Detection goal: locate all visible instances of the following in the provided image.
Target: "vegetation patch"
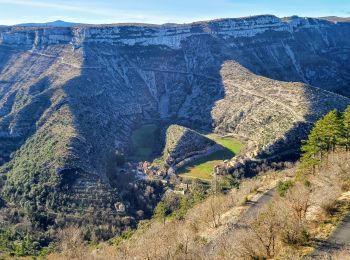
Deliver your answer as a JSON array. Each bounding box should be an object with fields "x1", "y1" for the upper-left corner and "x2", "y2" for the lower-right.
[
  {"x1": 0, "y1": 225, "x2": 53, "y2": 258},
  {"x1": 178, "y1": 135, "x2": 243, "y2": 180},
  {"x1": 314, "y1": 199, "x2": 350, "y2": 240},
  {"x1": 130, "y1": 124, "x2": 158, "y2": 161},
  {"x1": 277, "y1": 180, "x2": 294, "y2": 197},
  {"x1": 108, "y1": 229, "x2": 135, "y2": 247}
]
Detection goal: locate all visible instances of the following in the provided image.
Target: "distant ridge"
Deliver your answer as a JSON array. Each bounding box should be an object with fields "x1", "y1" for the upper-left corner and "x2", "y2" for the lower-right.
[
  {"x1": 319, "y1": 16, "x2": 350, "y2": 22},
  {"x1": 15, "y1": 20, "x2": 82, "y2": 27},
  {"x1": 8, "y1": 15, "x2": 350, "y2": 28}
]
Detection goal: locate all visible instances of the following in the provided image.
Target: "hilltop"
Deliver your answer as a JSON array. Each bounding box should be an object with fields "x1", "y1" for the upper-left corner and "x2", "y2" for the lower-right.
[{"x1": 15, "y1": 20, "x2": 82, "y2": 27}]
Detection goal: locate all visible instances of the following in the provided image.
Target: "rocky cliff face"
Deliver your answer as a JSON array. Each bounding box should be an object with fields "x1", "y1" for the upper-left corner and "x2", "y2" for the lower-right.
[
  {"x1": 0, "y1": 15, "x2": 349, "y2": 219},
  {"x1": 1, "y1": 15, "x2": 349, "y2": 94}
]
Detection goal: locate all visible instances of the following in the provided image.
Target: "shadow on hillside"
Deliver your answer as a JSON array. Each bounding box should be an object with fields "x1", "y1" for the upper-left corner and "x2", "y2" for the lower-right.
[
  {"x1": 257, "y1": 121, "x2": 310, "y2": 159},
  {"x1": 176, "y1": 144, "x2": 236, "y2": 176},
  {"x1": 223, "y1": 28, "x2": 350, "y2": 97},
  {"x1": 60, "y1": 34, "x2": 229, "y2": 187},
  {"x1": 231, "y1": 85, "x2": 349, "y2": 179},
  {"x1": 257, "y1": 85, "x2": 350, "y2": 161},
  {"x1": 57, "y1": 29, "x2": 350, "y2": 206},
  {"x1": 0, "y1": 27, "x2": 347, "y2": 230}
]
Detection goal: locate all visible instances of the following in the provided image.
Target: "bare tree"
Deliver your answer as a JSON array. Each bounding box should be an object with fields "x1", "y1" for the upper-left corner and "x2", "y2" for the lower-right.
[
  {"x1": 285, "y1": 183, "x2": 311, "y2": 224},
  {"x1": 237, "y1": 204, "x2": 282, "y2": 259},
  {"x1": 49, "y1": 226, "x2": 86, "y2": 260},
  {"x1": 208, "y1": 195, "x2": 224, "y2": 228}
]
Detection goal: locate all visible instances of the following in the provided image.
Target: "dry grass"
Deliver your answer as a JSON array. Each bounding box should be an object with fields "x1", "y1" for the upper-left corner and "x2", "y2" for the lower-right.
[
  {"x1": 49, "y1": 169, "x2": 291, "y2": 259},
  {"x1": 48, "y1": 152, "x2": 350, "y2": 259}
]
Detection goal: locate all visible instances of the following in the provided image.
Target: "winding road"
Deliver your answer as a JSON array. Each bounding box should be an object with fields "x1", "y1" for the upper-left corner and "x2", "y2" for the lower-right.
[
  {"x1": 242, "y1": 188, "x2": 276, "y2": 221},
  {"x1": 204, "y1": 187, "x2": 277, "y2": 255},
  {"x1": 238, "y1": 188, "x2": 350, "y2": 258},
  {"x1": 309, "y1": 211, "x2": 350, "y2": 258}
]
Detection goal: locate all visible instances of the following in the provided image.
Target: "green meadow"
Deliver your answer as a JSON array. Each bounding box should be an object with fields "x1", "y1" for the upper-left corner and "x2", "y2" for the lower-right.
[{"x1": 178, "y1": 135, "x2": 243, "y2": 180}]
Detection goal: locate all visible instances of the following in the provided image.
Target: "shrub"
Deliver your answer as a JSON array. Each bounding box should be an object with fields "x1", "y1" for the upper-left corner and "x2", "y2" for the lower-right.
[
  {"x1": 109, "y1": 229, "x2": 135, "y2": 246},
  {"x1": 321, "y1": 201, "x2": 337, "y2": 217},
  {"x1": 277, "y1": 180, "x2": 293, "y2": 197},
  {"x1": 341, "y1": 179, "x2": 350, "y2": 191},
  {"x1": 304, "y1": 180, "x2": 311, "y2": 187}
]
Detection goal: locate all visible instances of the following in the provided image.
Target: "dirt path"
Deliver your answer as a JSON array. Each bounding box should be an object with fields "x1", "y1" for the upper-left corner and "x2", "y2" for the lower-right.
[
  {"x1": 203, "y1": 188, "x2": 277, "y2": 253},
  {"x1": 226, "y1": 79, "x2": 308, "y2": 123},
  {"x1": 241, "y1": 188, "x2": 276, "y2": 221}
]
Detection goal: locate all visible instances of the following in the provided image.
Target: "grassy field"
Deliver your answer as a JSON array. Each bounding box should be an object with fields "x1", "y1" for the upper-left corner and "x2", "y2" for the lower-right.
[
  {"x1": 178, "y1": 135, "x2": 243, "y2": 180},
  {"x1": 130, "y1": 126, "x2": 243, "y2": 180},
  {"x1": 130, "y1": 124, "x2": 158, "y2": 161}
]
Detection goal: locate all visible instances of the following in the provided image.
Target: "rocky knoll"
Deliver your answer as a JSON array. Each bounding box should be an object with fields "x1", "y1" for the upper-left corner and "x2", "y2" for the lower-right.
[
  {"x1": 163, "y1": 124, "x2": 215, "y2": 167},
  {"x1": 0, "y1": 15, "x2": 349, "y2": 222}
]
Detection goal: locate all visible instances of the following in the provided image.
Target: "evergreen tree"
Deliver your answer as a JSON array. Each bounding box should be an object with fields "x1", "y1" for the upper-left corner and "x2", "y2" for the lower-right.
[
  {"x1": 319, "y1": 109, "x2": 343, "y2": 151},
  {"x1": 343, "y1": 105, "x2": 350, "y2": 151},
  {"x1": 154, "y1": 201, "x2": 167, "y2": 225},
  {"x1": 300, "y1": 109, "x2": 343, "y2": 172},
  {"x1": 300, "y1": 121, "x2": 323, "y2": 172}
]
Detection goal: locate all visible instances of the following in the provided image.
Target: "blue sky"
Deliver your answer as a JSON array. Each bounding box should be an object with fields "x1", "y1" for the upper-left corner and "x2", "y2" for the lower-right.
[{"x1": 0, "y1": 0, "x2": 349, "y2": 25}]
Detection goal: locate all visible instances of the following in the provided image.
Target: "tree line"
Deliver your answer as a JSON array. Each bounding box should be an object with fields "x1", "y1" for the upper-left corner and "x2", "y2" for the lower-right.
[{"x1": 300, "y1": 105, "x2": 350, "y2": 172}]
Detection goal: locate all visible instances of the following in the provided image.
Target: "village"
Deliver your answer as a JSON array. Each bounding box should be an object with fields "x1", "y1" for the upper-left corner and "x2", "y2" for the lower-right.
[{"x1": 126, "y1": 157, "x2": 239, "y2": 196}]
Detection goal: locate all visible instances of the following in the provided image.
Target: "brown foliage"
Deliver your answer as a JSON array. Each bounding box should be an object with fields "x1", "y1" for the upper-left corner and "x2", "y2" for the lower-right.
[{"x1": 48, "y1": 226, "x2": 86, "y2": 260}]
